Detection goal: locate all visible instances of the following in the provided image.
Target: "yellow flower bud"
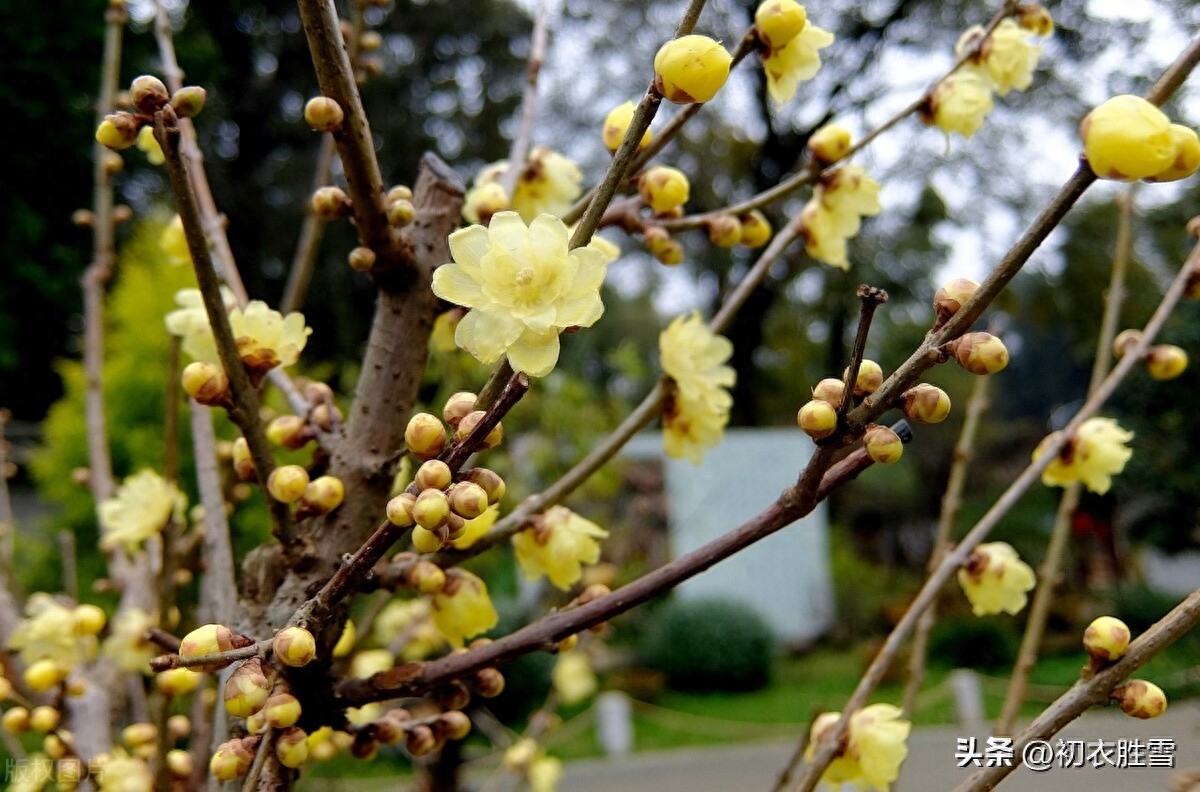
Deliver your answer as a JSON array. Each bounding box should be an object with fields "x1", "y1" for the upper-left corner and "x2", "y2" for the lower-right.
[
  {"x1": 952, "y1": 332, "x2": 1009, "y2": 375},
  {"x1": 130, "y1": 75, "x2": 170, "y2": 114},
  {"x1": 902, "y1": 383, "x2": 952, "y2": 424},
  {"x1": 412, "y1": 525, "x2": 443, "y2": 553},
  {"x1": 405, "y1": 412, "x2": 447, "y2": 460},
  {"x1": 155, "y1": 667, "x2": 202, "y2": 696},
  {"x1": 0, "y1": 677, "x2": 12, "y2": 700},
  {"x1": 72, "y1": 604, "x2": 107, "y2": 636},
  {"x1": 166, "y1": 749, "x2": 194, "y2": 778},
  {"x1": 167, "y1": 714, "x2": 192, "y2": 741},
  {"x1": 1083, "y1": 616, "x2": 1131, "y2": 662},
  {"x1": 224, "y1": 657, "x2": 270, "y2": 718},
  {"x1": 413, "y1": 488, "x2": 451, "y2": 530},
  {"x1": 864, "y1": 425, "x2": 904, "y2": 464},
  {"x1": 755, "y1": 0, "x2": 808, "y2": 49},
  {"x1": 274, "y1": 626, "x2": 317, "y2": 667},
  {"x1": 797, "y1": 399, "x2": 838, "y2": 440},
  {"x1": 648, "y1": 232, "x2": 685, "y2": 265},
  {"x1": 409, "y1": 560, "x2": 447, "y2": 593},
  {"x1": 96, "y1": 113, "x2": 140, "y2": 150},
  {"x1": 266, "y1": 415, "x2": 308, "y2": 449},
  {"x1": 707, "y1": 215, "x2": 743, "y2": 248},
  {"x1": 448, "y1": 482, "x2": 489, "y2": 520},
  {"x1": 846, "y1": 359, "x2": 883, "y2": 397},
  {"x1": 386, "y1": 185, "x2": 413, "y2": 204},
  {"x1": 1146, "y1": 344, "x2": 1188, "y2": 381},
  {"x1": 304, "y1": 96, "x2": 344, "y2": 132},
  {"x1": 263, "y1": 693, "x2": 302, "y2": 728},
  {"x1": 276, "y1": 726, "x2": 310, "y2": 768},
  {"x1": 182, "y1": 361, "x2": 230, "y2": 407},
  {"x1": 1016, "y1": 3, "x2": 1054, "y2": 36},
  {"x1": 299, "y1": 475, "x2": 345, "y2": 516},
  {"x1": 456, "y1": 410, "x2": 503, "y2": 448},
  {"x1": 311, "y1": 186, "x2": 351, "y2": 220},
  {"x1": 1114, "y1": 679, "x2": 1168, "y2": 719},
  {"x1": 638, "y1": 166, "x2": 691, "y2": 214},
  {"x1": 2, "y1": 706, "x2": 30, "y2": 733},
  {"x1": 473, "y1": 666, "x2": 506, "y2": 698},
  {"x1": 602, "y1": 101, "x2": 651, "y2": 153},
  {"x1": 267, "y1": 465, "x2": 310, "y2": 504},
  {"x1": 406, "y1": 724, "x2": 437, "y2": 757},
  {"x1": 1112, "y1": 329, "x2": 1143, "y2": 359},
  {"x1": 386, "y1": 492, "x2": 417, "y2": 527},
  {"x1": 28, "y1": 705, "x2": 60, "y2": 733},
  {"x1": 462, "y1": 181, "x2": 510, "y2": 225},
  {"x1": 231, "y1": 437, "x2": 255, "y2": 481},
  {"x1": 653, "y1": 35, "x2": 732, "y2": 104},
  {"x1": 808, "y1": 123, "x2": 852, "y2": 166},
  {"x1": 738, "y1": 210, "x2": 772, "y2": 248},
  {"x1": 169, "y1": 85, "x2": 207, "y2": 118},
  {"x1": 442, "y1": 392, "x2": 478, "y2": 428},
  {"x1": 1146, "y1": 124, "x2": 1200, "y2": 183},
  {"x1": 348, "y1": 246, "x2": 376, "y2": 272},
  {"x1": 387, "y1": 199, "x2": 416, "y2": 228},
  {"x1": 811, "y1": 377, "x2": 846, "y2": 408},
  {"x1": 24, "y1": 659, "x2": 68, "y2": 693},
  {"x1": 934, "y1": 277, "x2": 979, "y2": 319},
  {"x1": 44, "y1": 731, "x2": 71, "y2": 759},
  {"x1": 464, "y1": 467, "x2": 506, "y2": 504},
  {"x1": 210, "y1": 738, "x2": 255, "y2": 780},
  {"x1": 1081, "y1": 95, "x2": 1175, "y2": 181},
  {"x1": 179, "y1": 623, "x2": 244, "y2": 661},
  {"x1": 415, "y1": 459, "x2": 452, "y2": 491},
  {"x1": 436, "y1": 710, "x2": 472, "y2": 742},
  {"x1": 122, "y1": 722, "x2": 158, "y2": 749}
]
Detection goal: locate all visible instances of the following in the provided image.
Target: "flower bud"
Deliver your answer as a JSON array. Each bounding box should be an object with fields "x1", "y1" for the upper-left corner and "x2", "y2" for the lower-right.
[
  {"x1": 811, "y1": 377, "x2": 846, "y2": 408},
  {"x1": 263, "y1": 692, "x2": 302, "y2": 728},
  {"x1": 653, "y1": 35, "x2": 732, "y2": 104},
  {"x1": 464, "y1": 182, "x2": 510, "y2": 225},
  {"x1": 405, "y1": 412, "x2": 447, "y2": 460},
  {"x1": 649, "y1": 234, "x2": 684, "y2": 266},
  {"x1": 638, "y1": 166, "x2": 690, "y2": 214},
  {"x1": 274, "y1": 626, "x2": 317, "y2": 667},
  {"x1": 807, "y1": 123, "x2": 852, "y2": 166},
  {"x1": 797, "y1": 399, "x2": 838, "y2": 440},
  {"x1": 448, "y1": 482, "x2": 489, "y2": 520},
  {"x1": 1146, "y1": 344, "x2": 1188, "y2": 381},
  {"x1": 298, "y1": 475, "x2": 345, "y2": 517},
  {"x1": 413, "y1": 488, "x2": 451, "y2": 530},
  {"x1": 348, "y1": 246, "x2": 376, "y2": 272},
  {"x1": 276, "y1": 726, "x2": 310, "y2": 768},
  {"x1": 411, "y1": 525, "x2": 443, "y2": 553},
  {"x1": 122, "y1": 722, "x2": 158, "y2": 749},
  {"x1": 131, "y1": 75, "x2": 170, "y2": 114},
  {"x1": 442, "y1": 392, "x2": 477, "y2": 428},
  {"x1": 245, "y1": 709, "x2": 267, "y2": 735},
  {"x1": 268, "y1": 465, "x2": 310, "y2": 504},
  {"x1": 1112, "y1": 329, "x2": 1142, "y2": 359},
  {"x1": 472, "y1": 667, "x2": 506, "y2": 698},
  {"x1": 387, "y1": 188, "x2": 414, "y2": 208},
  {"x1": 0, "y1": 677, "x2": 12, "y2": 700},
  {"x1": 1113, "y1": 679, "x2": 1167, "y2": 719},
  {"x1": 456, "y1": 411, "x2": 503, "y2": 448},
  {"x1": 846, "y1": 359, "x2": 883, "y2": 397},
  {"x1": 603, "y1": 101, "x2": 651, "y2": 153},
  {"x1": 112, "y1": 204, "x2": 134, "y2": 224},
  {"x1": 707, "y1": 215, "x2": 742, "y2": 248},
  {"x1": 210, "y1": 738, "x2": 255, "y2": 780},
  {"x1": 1081, "y1": 95, "x2": 1175, "y2": 181},
  {"x1": 952, "y1": 332, "x2": 1009, "y2": 375},
  {"x1": 72, "y1": 209, "x2": 96, "y2": 227},
  {"x1": 168, "y1": 85, "x2": 206, "y2": 117},
  {"x1": 182, "y1": 361, "x2": 230, "y2": 407},
  {"x1": 1146, "y1": 124, "x2": 1200, "y2": 183},
  {"x1": 311, "y1": 186, "x2": 351, "y2": 220},
  {"x1": 1015, "y1": 3, "x2": 1054, "y2": 35},
  {"x1": 96, "y1": 113, "x2": 140, "y2": 150},
  {"x1": 265, "y1": 415, "x2": 306, "y2": 449},
  {"x1": 406, "y1": 724, "x2": 437, "y2": 757},
  {"x1": 464, "y1": 468, "x2": 506, "y2": 504},
  {"x1": 415, "y1": 459, "x2": 452, "y2": 491},
  {"x1": 165, "y1": 714, "x2": 191, "y2": 741},
  {"x1": 29, "y1": 706, "x2": 60, "y2": 733},
  {"x1": 179, "y1": 623, "x2": 248, "y2": 661},
  {"x1": 864, "y1": 425, "x2": 904, "y2": 464},
  {"x1": 755, "y1": 0, "x2": 808, "y2": 49},
  {"x1": 388, "y1": 199, "x2": 416, "y2": 228},
  {"x1": 738, "y1": 210, "x2": 772, "y2": 248},
  {"x1": 44, "y1": 731, "x2": 71, "y2": 760},
  {"x1": 24, "y1": 659, "x2": 68, "y2": 692},
  {"x1": 72, "y1": 604, "x2": 107, "y2": 636},
  {"x1": 934, "y1": 278, "x2": 979, "y2": 319},
  {"x1": 1083, "y1": 616, "x2": 1131, "y2": 662},
  {"x1": 166, "y1": 749, "x2": 193, "y2": 778},
  {"x1": 2, "y1": 707, "x2": 29, "y2": 733},
  {"x1": 407, "y1": 560, "x2": 447, "y2": 593},
  {"x1": 224, "y1": 658, "x2": 270, "y2": 718},
  {"x1": 436, "y1": 710, "x2": 472, "y2": 742},
  {"x1": 902, "y1": 383, "x2": 952, "y2": 424},
  {"x1": 232, "y1": 437, "x2": 255, "y2": 481},
  {"x1": 156, "y1": 667, "x2": 202, "y2": 696},
  {"x1": 386, "y1": 492, "x2": 417, "y2": 527},
  {"x1": 304, "y1": 96, "x2": 344, "y2": 132}
]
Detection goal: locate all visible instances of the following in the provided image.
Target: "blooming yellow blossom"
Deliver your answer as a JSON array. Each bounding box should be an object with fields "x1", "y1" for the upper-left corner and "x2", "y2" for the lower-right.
[
  {"x1": 8, "y1": 594, "x2": 87, "y2": 670},
  {"x1": 975, "y1": 20, "x2": 1041, "y2": 96},
  {"x1": 96, "y1": 754, "x2": 154, "y2": 792},
  {"x1": 371, "y1": 598, "x2": 446, "y2": 659},
  {"x1": 660, "y1": 312, "x2": 735, "y2": 464},
  {"x1": 432, "y1": 212, "x2": 608, "y2": 377},
  {"x1": 807, "y1": 704, "x2": 910, "y2": 792},
  {"x1": 164, "y1": 287, "x2": 237, "y2": 349},
  {"x1": 818, "y1": 165, "x2": 883, "y2": 238},
  {"x1": 512, "y1": 506, "x2": 608, "y2": 590},
  {"x1": 136, "y1": 125, "x2": 165, "y2": 165},
  {"x1": 349, "y1": 649, "x2": 394, "y2": 680},
  {"x1": 552, "y1": 650, "x2": 598, "y2": 705},
  {"x1": 957, "y1": 542, "x2": 1036, "y2": 617},
  {"x1": 762, "y1": 21, "x2": 835, "y2": 105},
  {"x1": 102, "y1": 608, "x2": 158, "y2": 674},
  {"x1": 463, "y1": 148, "x2": 583, "y2": 223},
  {"x1": 926, "y1": 72, "x2": 995, "y2": 139},
  {"x1": 429, "y1": 570, "x2": 498, "y2": 648},
  {"x1": 799, "y1": 200, "x2": 850, "y2": 269},
  {"x1": 175, "y1": 299, "x2": 312, "y2": 375},
  {"x1": 98, "y1": 469, "x2": 181, "y2": 554},
  {"x1": 1033, "y1": 416, "x2": 1133, "y2": 495},
  {"x1": 450, "y1": 504, "x2": 499, "y2": 550}
]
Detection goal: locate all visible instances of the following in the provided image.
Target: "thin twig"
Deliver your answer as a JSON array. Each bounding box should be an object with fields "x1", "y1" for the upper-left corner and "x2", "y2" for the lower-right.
[
  {"x1": 190, "y1": 400, "x2": 238, "y2": 626},
  {"x1": 771, "y1": 708, "x2": 822, "y2": 792},
  {"x1": 152, "y1": 639, "x2": 270, "y2": 672},
  {"x1": 499, "y1": 0, "x2": 550, "y2": 201},
  {"x1": 995, "y1": 186, "x2": 1136, "y2": 734},
  {"x1": 280, "y1": 135, "x2": 337, "y2": 315},
  {"x1": 837, "y1": 286, "x2": 889, "y2": 423}
]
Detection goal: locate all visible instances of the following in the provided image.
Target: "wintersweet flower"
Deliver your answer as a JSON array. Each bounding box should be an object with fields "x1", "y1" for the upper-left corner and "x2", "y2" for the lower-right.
[
  {"x1": 660, "y1": 312, "x2": 735, "y2": 464},
  {"x1": 450, "y1": 504, "x2": 500, "y2": 550},
  {"x1": 762, "y1": 22, "x2": 835, "y2": 106},
  {"x1": 807, "y1": 704, "x2": 911, "y2": 792},
  {"x1": 371, "y1": 599, "x2": 445, "y2": 660},
  {"x1": 429, "y1": 570, "x2": 499, "y2": 648},
  {"x1": 9, "y1": 594, "x2": 86, "y2": 669},
  {"x1": 512, "y1": 506, "x2": 609, "y2": 590},
  {"x1": 957, "y1": 542, "x2": 1036, "y2": 617},
  {"x1": 962, "y1": 19, "x2": 1042, "y2": 96},
  {"x1": 799, "y1": 201, "x2": 850, "y2": 269},
  {"x1": 505, "y1": 740, "x2": 563, "y2": 792},
  {"x1": 602, "y1": 101, "x2": 651, "y2": 153},
  {"x1": 432, "y1": 212, "x2": 608, "y2": 377},
  {"x1": 98, "y1": 469, "x2": 182, "y2": 554},
  {"x1": 1081, "y1": 95, "x2": 1175, "y2": 181},
  {"x1": 925, "y1": 71, "x2": 995, "y2": 139},
  {"x1": 463, "y1": 148, "x2": 583, "y2": 223},
  {"x1": 818, "y1": 165, "x2": 883, "y2": 237},
  {"x1": 552, "y1": 650, "x2": 598, "y2": 705},
  {"x1": 1034, "y1": 416, "x2": 1133, "y2": 495},
  {"x1": 176, "y1": 299, "x2": 312, "y2": 376},
  {"x1": 165, "y1": 287, "x2": 238, "y2": 345},
  {"x1": 102, "y1": 608, "x2": 158, "y2": 673},
  {"x1": 653, "y1": 35, "x2": 732, "y2": 104}
]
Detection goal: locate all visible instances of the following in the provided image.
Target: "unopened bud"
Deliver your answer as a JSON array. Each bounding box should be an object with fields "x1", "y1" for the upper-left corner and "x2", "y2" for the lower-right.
[
  {"x1": 638, "y1": 166, "x2": 690, "y2": 214},
  {"x1": 96, "y1": 113, "x2": 139, "y2": 150},
  {"x1": 24, "y1": 659, "x2": 68, "y2": 693},
  {"x1": 464, "y1": 468, "x2": 506, "y2": 504},
  {"x1": 72, "y1": 604, "x2": 107, "y2": 636},
  {"x1": 413, "y1": 488, "x2": 451, "y2": 530},
  {"x1": 268, "y1": 465, "x2": 310, "y2": 504},
  {"x1": 387, "y1": 199, "x2": 416, "y2": 228},
  {"x1": 298, "y1": 475, "x2": 345, "y2": 517},
  {"x1": 28, "y1": 706, "x2": 60, "y2": 733},
  {"x1": 472, "y1": 667, "x2": 506, "y2": 698},
  {"x1": 650, "y1": 234, "x2": 684, "y2": 266},
  {"x1": 1083, "y1": 616, "x2": 1131, "y2": 662},
  {"x1": 739, "y1": 210, "x2": 772, "y2": 248},
  {"x1": 952, "y1": 332, "x2": 1009, "y2": 375},
  {"x1": 167, "y1": 714, "x2": 192, "y2": 741},
  {"x1": 274, "y1": 627, "x2": 317, "y2": 667},
  {"x1": 348, "y1": 246, "x2": 376, "y2": 272},
  {"x1": 155, "y1": 667, "x2": 202, "y2": 696},
  {"x1": 407, "y1": 560, "x2": 447, "y2": 593},
  {"x1": 44, "y1": 732, "x2": 71, "y2": 760},
  {"x1": 304, "y1": 96, "x2": 344, "y2": 132},
  {"x1": 811, "y1": 377, "x2": 846, "y2": 408},
  {"x1": 112, "y1": 204, "x2": 133, "y2": 224},
  {"x1": 404, "y1": 724, "x2": 435, "y2": 757},
  {"x1": 846, "y1": 359, "x2": 883, "y2": 397},
  {"x1": 707, "y1": 214, "x2": 742, "y2": 248},
  {"x1": 864, "y1": 425, "x2": 904, "y2": 464},
  {"x1": 1113, "y1": 679, "x2": 1167, "y2": 719},
  {"x1": 276, "y1": 726, "x2": 310, "y2": 768},
  {"x1": 266, "y1": 415, "x2": 308, "y2": 449},
  {"x1": 405, "y1": 412, "x2": 447, "y2": 460},
  {"x1": 464, "y1": 182, "x2": 509, "y2": 225},
  {"x1": 934, "y1": 278, "x2": 979, "y2": 319},
  {"x1": 122, "y1": 722, "x2": 158, "y2": 749},
  {"x1": 797, "y1": 399, "x2": 838, "y2": 440},
  {"x1": 232, "y1": 437, "x2": 255, "y2": 481},
  {"x1": 443, "y1": 391, "x2": 477, "y2": 428},
  {"x1": 448, "y1": 482, "x2": 489, "y2": 519},
  {"x1": 415, "y1": 459, "x2": 452, "y2": 491},
  {"x1": 170, "y1": 86, "x2": 207, "y2": 118},
  {"x1": 130, "y1": 75, "x2": 170, "y2": 114},
  {"x1": 386, "y1": 492, "x2": 417, "y2": 527},
  {"x1": 2, "y1": 707, "x2": 29, "y2": 733},
  {"x1": 808, "y1": 123, "x2": 852, "y2": 166},
  {"x1": 902, "y1": 383, "x2": 951, "y2": 424},
  {"x1": 210, "y1": 738, "x2": 256, "y2": 780},
  {"x1": 456, "y1": 410, "x2": 503, "y2": 448},
  {"x1": 1015, "y1": 3, "x2": 1055, "y2": 36},
  {"x1": 224, "y1": 657, "x2": 270, "y2": 718},
  {"x1": 436, "y1": 710, "x2": 473, "y2": 741},
  {"x1": 653, "y1": 35, "x2": 732, "y2": 104},
  {"x1": 1146, "y1": 344, "x2": 1188, "y2": 381},
  {"x1": 179, "y1": 624, "x2": 250, "y2": 665},
  {"x1": 1112, "y1": 329, "x2": 1142, "y2": 359},
  {"x1": 182, "y1": 361, "x2": 230, "y2": 407},
  {"x1": 386, "y1": 185, "x2": 413, "y2": 204},
  {"x1": 755, "y1": 0, "x2": 808, "y2": 49},
  {"x1": 311, "y1": 186, "x2": 351, "y2": 220},
  {"x1": 263, "y1": 692, "x2": 302, "y2": 728},
  {"x1": 166, "y1": 749, "x2": 194, "y2": 778},
  {"x1": 435, "y1": 680, "x2": 471, "y2": 711},
  {"x1": 72, "y1": 209, "x2": 96, "y2": 227},
  {"x1": 602, "y1": 100, "x2": 651, "y2": 153},
  {"x1": 411, "y1": 525, "x2": 442, "y2": 553}
]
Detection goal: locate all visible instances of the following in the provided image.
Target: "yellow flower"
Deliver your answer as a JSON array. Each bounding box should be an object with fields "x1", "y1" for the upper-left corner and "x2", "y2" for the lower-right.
[
  {"x1": 98, "y1": 469, "x2": 182, "y2": 554},
  {"x1": 1034, "y1": 416, "x2": 1133, "y2": 495},
  {"x1": 429, "y1": 570, "x2": 499, "y2": 648},
  {"x1": 552, "y1": 650, "x2": 598, "y2": 705},
  {"x1": 504, "y1": 740, "x2": 563, "y2": 792},
  {"x1": 956, "y1": 542, "x2": 1036, "y2": 617},
  {"x1": 755, "y1": 0, "x2": 808, "y2": 50},
  {"x1": 1081, "y1": 95, "x2": 1176, "y2": 181},
  {"x1": 136, "y1": 125, "x2": 165, "y2": 165},
  {"x1": 762, "y1": 21, "x2": 834, "y2": 105},
  {"x1": 450, "y1": 504, "x2": 500, "y2": 550},
  {"x1": 653, "y1": 35, "x2": 732, "y2": 104},
  {"x1": 371, "y1": 599, "x2": 446, "y2": 659},
  {"x1": 660, "y1": 312, "x2": 735, "y2": 464},
  {"x1": 96, "y1": 755, "x2": 154, "y2": 792},
  {"x1": 349, "y1": 649, "x2": 393, "y2": 680},
  {"x1": 176, "y1": 299, "x2": 312, "y2": 375},
  {"x1": 164, "y1": 287, "x2": 236, "y2": 350},
  {"x1": 799, "y1": 200, "x2": 850, "y2": 269},
  {"x1": 808, "y1": 704, "x2": 910, "y2": 792},
  {"x1": 8, "y1": 594, "x2": 86, "y2": 670},
  {"x1": 160, "y1": 214, "x2": 191, "y2": 264},
  {"x1": 512, "y1": 506, "x2": 608, "y2": 590},
  {"x1": 818, "y1": 165, "x2": 883, "y2": 238},
  {"x1": 463, "y1": 148, "x2": 583, "y2": 223},
  {"x1": 663, "y1": 396, "x2": 731, "y2": 465},
  {"x1": 432, "y1": 212, "x2": 608, "y2": 377},
  {"x1": 974, "y1": 19, "x2": 1041, "y2": 96},
  {"x1": 101, "y1": 608, "x2": 158, "y2": 674},
  {"x1": 925, "y1": 72, "x2": 994, "y2": 139}
]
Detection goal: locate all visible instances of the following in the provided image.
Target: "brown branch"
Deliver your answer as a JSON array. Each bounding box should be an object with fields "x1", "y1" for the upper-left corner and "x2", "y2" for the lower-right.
[
  {"x1": 151, "y1": 639, "x2": 270, "y2": 672},
  {"x1": 955, "y1": 587, "x2": 1200, "y2": 792},
  {"x1": 499, "y1": 0, "x2": 550, "y2": 201},
  {"x1": 189, "y1": 400, "x2": 239, "y2": 626},
  {"x1": 443, "y1": 372, "x2": 530, "y2": 470},
  {"x1": 837, "y1": 286, "x2": 888, "y2": 423},
  {"x1": 280, "y1": 135, "x2": 337, "y2": 315}
]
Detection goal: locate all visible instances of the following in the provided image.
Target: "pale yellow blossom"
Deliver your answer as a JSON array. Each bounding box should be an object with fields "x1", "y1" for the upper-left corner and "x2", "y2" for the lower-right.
[
  {"x1": 800, "y1": 200, "x2": 850, "y2": 269},
  {"x1": 552, "y1": 650, "x2": 598, "y2": 705},
  {"x1": 176, "y1": 299, "x2": 312, "y2": 375},
  {"x1": 970, "y1": 20, "x2": 1041, "y2": 96},
  {"x1": 762, "y1": 22, "x2": 835, "y2": 105},
  {"x1": 102, "y1": 608, "x2": 158, "y2": 674},
  {"x1": 97, "y1": 469, "x2": 182, "y2": 554},
  {"x1": 807, "y1": 704, "x2": 910, "y2": 791},
  {"x1": 927, "y1": 71, "x2": 995, "y2": 139},
  {"x1": 660, "y1": 312, "x2": 735, "y2": 463},
  {"x1": 429, "y1": 570, "x2": 498, "y2": 648},
  {"x1": 136, "y1": 125, "x2": 165, "y2": 166},
  {"x1": 957, "y1": 542, "x2": 1036, "y2": 617},
  {"x1": 9, "y1": 594, "x2": 87, "y2": 669},
  {"x1": 96, "y1": 754, "x2": 154, "y2": 792},
  {"x1": 512, "y1": 507, "x2": 608, "y2": 590},
  {"x1": 371, "y1": 599, "x2": 446, "y2": 660},
  {"x1": 450, "y1": 504, "x2": 500, "y2": 550},
  {"x1": 1034, "y1": 417, "x2": 1133, "y2": 495},
  {"x1": 463, "y1": 148, "x2": 583, "y2": 223},
  {"x1": 160, "y1": 214, "x2": 190, "y2": 264}
]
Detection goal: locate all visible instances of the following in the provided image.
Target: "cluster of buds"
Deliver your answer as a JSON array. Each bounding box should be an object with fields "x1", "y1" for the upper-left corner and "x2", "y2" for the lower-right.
[
  {"x1": 95, "y1": 75, "x2": 207, "y2": 151},
  {"x1": 1081, "y1": 95, "x2": 1200, "y2": 183},
  {"x1": 653, "y1": 35, "x2": 733, "y2": 104},
  {"x1": 387, "y1": 184, "x2": 416, "y2": 229},
  {"x1": 388, "y1": 456, "x2": 505, "y2": 553},
  {"x1": 1080, "y1": 616, "x2": 1168, "y2": 719},
  {"x1": 1112, "y1": 329, "x2": 1189, "y2": 381},
  {"x1": 357, "y1": 708, "x2": 474, "y2": 761},
  {"x1": 403, "y1": 392, "x2": 504, "y2": 462}
]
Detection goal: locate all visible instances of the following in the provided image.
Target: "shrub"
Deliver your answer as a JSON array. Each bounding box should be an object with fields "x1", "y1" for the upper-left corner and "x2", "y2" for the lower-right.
[
  {"x1": 927, "y1": 616, "x2": 1018, "y2": 672},
  {"x1": 642, "y1": 597, "x2": 775, "y2": 692}
]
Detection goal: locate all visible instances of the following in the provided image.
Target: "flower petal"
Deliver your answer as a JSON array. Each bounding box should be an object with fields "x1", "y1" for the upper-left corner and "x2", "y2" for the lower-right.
[
  {"x1": 455, "y1": 308, "x2": 523, "y2": 364},
  {"x1": 432, "y1": 263, "x2": 486, "y2": 308},
  {"x1": 508, "y1": 329, "x2": 561, "y2": 377}
]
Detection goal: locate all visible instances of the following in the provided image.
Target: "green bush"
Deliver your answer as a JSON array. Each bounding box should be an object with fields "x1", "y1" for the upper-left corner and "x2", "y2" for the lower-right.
[
  {"x1": 927, "y1": 617, "x2": 1018, "y2": 672},
  {"x1": 642, "y1": 597, "x2": 775, "y2": 692}
]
